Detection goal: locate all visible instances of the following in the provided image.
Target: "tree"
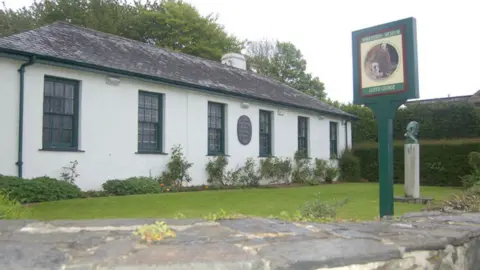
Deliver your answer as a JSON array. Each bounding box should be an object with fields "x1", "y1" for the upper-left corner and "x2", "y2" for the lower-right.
[
  {"x1": 245, "y1": 39, "x2": 326, "y2": 100},
  {"x1": 0, "y1": 0, "x2": 243, "y2": 61}
]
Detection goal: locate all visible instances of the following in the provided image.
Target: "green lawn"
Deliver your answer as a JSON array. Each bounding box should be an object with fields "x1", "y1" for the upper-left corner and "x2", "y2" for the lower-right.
[{"x1": 25, "y1": 183, "x2": 460, "y2": 221}]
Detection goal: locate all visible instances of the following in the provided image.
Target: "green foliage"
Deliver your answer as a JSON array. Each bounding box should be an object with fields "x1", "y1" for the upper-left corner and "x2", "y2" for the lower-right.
[
  {"x1": 60, "y1": 160, "x2": 79, "y2": 184},
  {"x1": 324, "y1": 166, "x2": 339, "y2": 184},
  {"x1": 205, "y1": 156, "x2": 229, "y2": 186},
  {"x1": 229, "y1": 158, "x2": 261, "y2": 187},
  {"x1": 299, "y1": 193, "x2": 349, "y2": 219},
  {"x1": 354, "y1": 142, "x2": 480, "y2": 186},
  {"x1": 245, "y1": 39, "x2": 326, "y2": 100},
  {"x1": 0, "y1": 191, "x2": 29, "y2": 219},
  {"x1": 338, "y1": 149, "x2": 361, "y2": 182},
  {"x1": 259, "y1": 157, "x2": 293, "y2": 184},
  {"x1": 292, "y1": 150, "x2": 313, "y2": 184},
  {"x1": 277, "y1": 193, "x2": 349, "y2": 222},
  {"x1": 1, "y1": 0, "x2": 243, "y2": 61},
  {"x1": 102, "y1": 177, "x2": 161, "y2": 196},
  {"x1": 203, "y1": 208, "x2": 244, "y2": 221},
  {"x1": 158, "y1": 145, "x2": 193, "y2": 187},
  {"x1": 133, "y1": 221, "x2": 176, "y2": 243},
  {"x1": 291, "y1": 151, "x2": 338, "y2": 185},
  {"x1": 81, "y1": 190, "x2": 108, "y2": 198},
  {"x1": 460, "y1": 151, "x2": 480, "y2": 189},
  {"x1": 426, "y1": 186, "x2": 480, "y2": 213},
  {"x1": 0, "y1": 175, "x2": 82, "y2": 203},
  {"x1": 338, "y1": 102, "x2": 480, "y2": 143}
]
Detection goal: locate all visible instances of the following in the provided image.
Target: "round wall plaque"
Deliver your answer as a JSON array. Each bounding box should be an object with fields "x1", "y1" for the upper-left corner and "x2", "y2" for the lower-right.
[{"x1": 237, "y1": 115, "x2": 252, "y2": 145}]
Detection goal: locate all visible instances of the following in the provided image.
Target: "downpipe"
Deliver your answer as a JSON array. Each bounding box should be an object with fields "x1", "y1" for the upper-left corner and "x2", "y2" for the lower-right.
[{"x1": 16, "y1": 56, "x2": 36, "y2": 178}]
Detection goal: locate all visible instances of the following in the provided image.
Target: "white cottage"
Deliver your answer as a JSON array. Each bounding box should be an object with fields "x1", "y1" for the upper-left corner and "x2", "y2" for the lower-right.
[{"x1": 0, "y1": 22, "x2": 355, "y2": 190}]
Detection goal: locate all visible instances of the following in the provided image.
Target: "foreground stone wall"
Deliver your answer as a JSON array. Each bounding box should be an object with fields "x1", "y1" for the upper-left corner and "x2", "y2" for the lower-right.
[
  {"x1": 1, "y1": 211, "x2": 480, "y2": 269},
  {"x1": 323, "y1": 238, "x2": 480, "y2": 270}
]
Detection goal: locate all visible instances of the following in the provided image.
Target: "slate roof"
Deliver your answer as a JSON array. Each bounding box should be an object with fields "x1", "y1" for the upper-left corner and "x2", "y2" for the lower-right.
[{"x1": 0, "y1": 22, "x2": 354, "y2": 118}]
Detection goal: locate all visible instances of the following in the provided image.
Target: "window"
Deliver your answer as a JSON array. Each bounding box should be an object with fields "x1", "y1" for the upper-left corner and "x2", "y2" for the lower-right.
[
  {"x1": 330, "y1": 121, "x2": 338, "y2": 158},
  {"x1": 42, "y1": 76, "x2": 79, "y2": 149},
  {"x1": 138, "y1": 91, "x2": 163, "y2": 152},
  {"x1": 259, "y1": 110, "x2": 272, "y2": 156},
  {"x1": 297, "y1": 116, "x2": 308, "y2": 155},
  {"x1": 208, "y1": 102, "x2": 225, "y2": 155}
]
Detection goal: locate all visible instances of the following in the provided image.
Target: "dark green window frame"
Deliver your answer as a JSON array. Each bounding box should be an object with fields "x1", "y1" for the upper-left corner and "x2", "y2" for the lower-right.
[
  {"x1": 298, "y1": 116, "x2": 309, "y2": 156},
  {"x1": 42, "y1": 76, "x2": 80, "y2": 150},
  {"x1": 259, "y1": 110, "x2": 272, "y2": 157},
  {"x1": 208, "y1": 102, "x2": 225, "y2": 155},
  {"x1": 138, "y1": 91, "x2": 164, "y2": 153},
  {"x1": 330, "y1": 121, "x2": 338, "y2": 158}
]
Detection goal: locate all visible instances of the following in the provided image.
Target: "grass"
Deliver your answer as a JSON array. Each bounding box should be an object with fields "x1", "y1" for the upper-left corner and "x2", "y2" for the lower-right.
[{"x1": 23, "y1": 183, "x2": 461, "y2": 221}]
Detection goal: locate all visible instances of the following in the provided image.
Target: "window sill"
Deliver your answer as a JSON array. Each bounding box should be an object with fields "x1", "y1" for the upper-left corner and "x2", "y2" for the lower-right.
[
  {"x1": 135, "y1": 151, "x2": 168, "y2": 155},
  {"x1": 206, "y1": 154, "x2": 230, "y2": 157},
  {"x1": 39, "y1": 148, "x2": 85, "y2": 153},
  {"x1": 258, "y1": 155, "x2": 273, "y2": 158}
]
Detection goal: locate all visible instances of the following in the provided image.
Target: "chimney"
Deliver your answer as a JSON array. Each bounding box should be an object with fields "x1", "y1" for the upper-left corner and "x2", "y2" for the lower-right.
[{"x1": 221, "y1": 53, "x2": 246, "y2": 70}]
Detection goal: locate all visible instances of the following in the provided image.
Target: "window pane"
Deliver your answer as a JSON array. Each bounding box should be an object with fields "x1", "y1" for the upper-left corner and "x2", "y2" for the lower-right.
[
  {"x1": 145, "y1": 96, "x2": 152, "y2": 109},
  {"x1": 51, "y1": 98, "x2": 64, "y2": 113},
  {"x1": 54, "y1": 82, "x2": 64, "y2": 97},
  {"x1": 64, "y1": 99, "x2": 74, "y2": 114},
  {"x1": 62, "y1": 116, "x2": 73, "y2": 130},
  {"x1": 138, "y1": 108, "x2": 145, "y2": 121},
  {"x1": 43, "y1": 98, "x2": 51, "y2": 112},
  {"x1": 52, "y1": 115, "x2": 62, "y2": 128},
  {"x1": 44, "y1": 81, "x2": 54, "y2": 96},
  {"x1": 43, "y1": 128, "x2": 50, "y2": 145},
  {"x1": 53, "y1": 129, "x2": 61, "y2": 143},
  {"x1": 65, "y1": 84, "x2": 75, "y2": 99},
  {"x1": 61, "y1": 130, "x2": 72, "y2": 144},
  {"x1": 43, "y1": 115, "x2": 51, "y2": 128},
  {"x1": 139, "y1": 94, "x2": 145, "y2": 107},
  {"x1": 145, "y1": 109, "x2": 152, "y2": 122},
  {"x1": 151, "y1": 109, "x2": 158, "y2": 123},
  {"x1": 151, "y1": 96, "x2": 158, "y2": 109}
]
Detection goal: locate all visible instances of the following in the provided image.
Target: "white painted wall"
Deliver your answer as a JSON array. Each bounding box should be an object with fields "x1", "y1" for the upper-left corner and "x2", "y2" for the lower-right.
[{"x1": 0, "y1": 57, "x2": 352, "y2": 190}]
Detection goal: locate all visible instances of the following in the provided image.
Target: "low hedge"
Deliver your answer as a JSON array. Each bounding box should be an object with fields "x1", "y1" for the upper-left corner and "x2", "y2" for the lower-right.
[
  {"x1": 102, "y1": 177, "x2": 162, "y2": 196},
  {"x1": 0, "y1": 175, "x2": 82, "y2": 203},
  {"x1": 354, "y1": 142, "x2": 480, "y2": 186}
]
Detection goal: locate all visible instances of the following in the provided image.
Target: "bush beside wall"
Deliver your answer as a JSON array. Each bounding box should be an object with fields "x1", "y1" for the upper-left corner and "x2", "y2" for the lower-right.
[
  {"x1": 0, "y1": 175, "x2": 82, "y2": 203},
  {"x1": 354, "y1": 142, "x2": 480, "y2": 186}
]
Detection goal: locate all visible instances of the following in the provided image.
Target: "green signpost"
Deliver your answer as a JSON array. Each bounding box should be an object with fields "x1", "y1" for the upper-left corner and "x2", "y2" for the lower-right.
[{"x1": 352, "y1": 17, "x2": 419, "y2": 217}]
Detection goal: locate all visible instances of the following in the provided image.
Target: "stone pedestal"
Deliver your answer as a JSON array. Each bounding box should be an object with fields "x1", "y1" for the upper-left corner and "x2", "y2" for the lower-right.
[{"x1": 404, "y1": 144, "x2": 420, "y2": 198}]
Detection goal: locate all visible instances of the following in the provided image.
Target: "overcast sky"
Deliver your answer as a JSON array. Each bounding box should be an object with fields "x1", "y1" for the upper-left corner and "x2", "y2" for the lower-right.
[{"x1": 4, "y1": 0, "x2": 480, "y2": 103}]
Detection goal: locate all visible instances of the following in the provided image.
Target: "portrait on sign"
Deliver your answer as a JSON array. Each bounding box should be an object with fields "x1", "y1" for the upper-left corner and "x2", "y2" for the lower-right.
[
  {"x1": 359, "y1": 29, "x2": 406, "y2": 97},
  {"x1": 364, "y1": 43, "x2": 399, "y2": 81}
]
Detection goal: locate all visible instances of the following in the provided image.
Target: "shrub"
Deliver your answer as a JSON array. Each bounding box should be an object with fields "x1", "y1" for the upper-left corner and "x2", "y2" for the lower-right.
[
  {"x1": 426, "y1": 186, "x2": 480, "y2": 213},
  {"x1": 338, "y1": 149, "x2": 361, "y2": 182},
  {"x1": 0, "y1": 175, "x2": 82, "y2": 203},
  {"x1": 461, "y1": 152, "x2": 480, "y2": 189},
  {"x1": 299, "y1": 193, "x2": 349, "y2": 219},
  {"x1": 158, "y1": 145, "x2": 193, "y2": 187},
  {"x1": 354, "y1": 142, "x2": 480, "y2": 186},
  {"x1": 227, "y1": 158, "x2": 261, "y2": 187},
  {"x1": 324, "y1": 165, "x2": 339, "y2": 184},
  {"x1": 81, "y1": 190, "x2": 108, "y2": 198},
  {"x1": 259, "y1": 157, "x2": 292, "y2": 184},
  {"x1": 291, "y1": 150, "x2": 316, "y2": 184},
  {"x1": 60, "y1": 160, "x2": 79, "y2": 184},
  {"x1": 0, "y1": 191, "x2": 29, "y2": 219},
  {"x1": 102, "y1": 177, "x2": 161, "y2": 196},
  {"x1": 205, "y1": 156, "x2": 229, "y2": 186}
]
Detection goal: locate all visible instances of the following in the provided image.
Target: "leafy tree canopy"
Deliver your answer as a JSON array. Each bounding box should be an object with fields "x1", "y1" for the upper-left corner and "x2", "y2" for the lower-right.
[
  {"x1": 245, "y1": 39, "x2": 326, "y2": 100},
  {"x1": 0, "y1": 0, "x2": 243, "y2": 61}
]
